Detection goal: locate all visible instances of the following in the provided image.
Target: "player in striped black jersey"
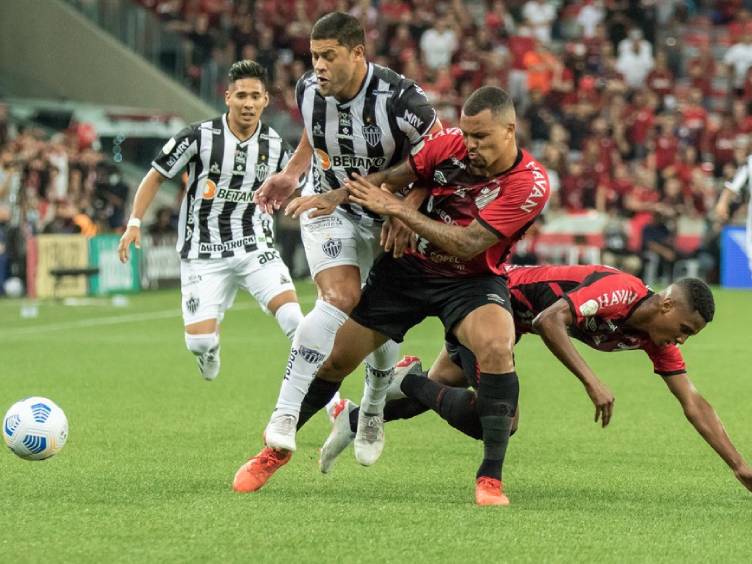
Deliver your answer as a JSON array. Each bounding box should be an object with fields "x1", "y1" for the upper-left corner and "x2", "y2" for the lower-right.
[
  {"x1": 118, "y1": 60, "x2": 304, "y2": 382},
  {"x1": 237, "y1": 12, "x2": 440, "y2": 476}
]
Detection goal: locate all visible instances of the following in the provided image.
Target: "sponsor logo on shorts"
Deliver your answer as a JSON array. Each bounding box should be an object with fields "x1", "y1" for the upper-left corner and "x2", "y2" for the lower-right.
[
  {"x1": 280, "y1": 274, "x2": 291, "y2": 285},
  {"x1": 198, "y1": 235, "x2": 256, "y2": 253},
  {"x1": 185, "y1": 295, "x2": 199, "y2": 314},
  {"x1": 257, "y1": 250, "x2": 280, "y2": 265},
  {"x1": 322, "y1": 238, "x2": 342, "y2": 258},
  {"x1": 298, "y1": 346, "x2": 325, "y2": 365},
  {"x1": 486, "y1": 293, "x2": 506, "y2": 306},
  {"x1": 185, "y1": 273, "x2": 202, "y2": 286},
  {"x1": 304, "y1": 215, "x2": 344, "y2": 232}
]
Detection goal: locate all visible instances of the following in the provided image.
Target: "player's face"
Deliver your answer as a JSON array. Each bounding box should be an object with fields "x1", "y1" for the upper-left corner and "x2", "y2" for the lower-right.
[
  {"x1": 310, "y1": 39, "x2": 365, "y2": 98},
  {"x1": 225, "y1": 78, "x2": 269, "y2": 132},
  {"x1": 648, "y1": 299, "x2": 706, "y2": 347},
  {"x1": 460, "y1": 109, "x2": 515, "y2": 174}
]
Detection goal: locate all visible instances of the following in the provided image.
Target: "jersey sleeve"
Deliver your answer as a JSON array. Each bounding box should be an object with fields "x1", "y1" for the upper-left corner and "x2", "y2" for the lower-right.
[
  {"x1": 477, "y1": 164, "x2": 550, "y2": 240},
  {"x1": 277, "y1": 139, "x2": 294, "y2": 173},
  {"x1": 408, "y1": 129, "x2": 465, "y2": 180},
  {"x1": 725, "y1": 157, "x2": 751, "y2": 194},
  {"x1": 392, "y1": 81, "x2": 437, "y2": 145},
  {"x1": 642, "y1": 341, "x2": 687, "y2": 376},
  {"x1": 563, "y1": 273, "x2": 649, "y2": 324},
  {"x1": 151, "y1": 125, "x2": 199, "y2": 179}
]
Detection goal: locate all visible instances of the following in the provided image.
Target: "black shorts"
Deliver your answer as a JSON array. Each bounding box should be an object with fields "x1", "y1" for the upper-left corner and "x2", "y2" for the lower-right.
[{"x1": 350, "y1": 254, "x2": 512, "y2": 343}]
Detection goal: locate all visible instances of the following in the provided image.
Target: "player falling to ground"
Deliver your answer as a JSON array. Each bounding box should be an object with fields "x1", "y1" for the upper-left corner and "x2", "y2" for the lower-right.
[
  {"x1": 715, "y1": 152, "x2": 752, "y2": 274},
  {"x1": 235, "y1": 86, "x2": 550, "y2": 506},
  {"x1": 118, "y1": 61, "x2": 304, "y2": 381},
  {"x1": 322, "y1": 264, "x2": 752, "y2": 494},
  {"x1": 243, "y1": 12, "x2": 439, "y2": 465}
]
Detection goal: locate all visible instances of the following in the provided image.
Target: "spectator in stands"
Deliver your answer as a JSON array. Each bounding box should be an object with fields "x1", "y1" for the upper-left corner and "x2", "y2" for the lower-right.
[
  {"x1": 522, "y1": 0, "x2": 557, "y2": 44},
  {"x1": 616, "y1": 27, "x2": 654, "y2": 89},
  {"x1": 724, "y1": 30, "x2": 752, "y2": 96},
  {"x1": 419, "y1": 17, "x2": 458, "y2": 70}
]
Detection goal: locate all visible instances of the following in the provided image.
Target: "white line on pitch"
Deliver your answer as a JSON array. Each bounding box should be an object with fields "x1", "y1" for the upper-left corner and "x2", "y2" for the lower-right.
[{"x1": 1, "y1": 303, "x2": 256, "y2": 337}]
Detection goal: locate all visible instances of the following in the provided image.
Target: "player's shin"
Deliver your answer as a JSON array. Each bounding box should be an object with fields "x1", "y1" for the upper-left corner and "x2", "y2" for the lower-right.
[
  {"x1": 475, "y1": 372, "x2": 519, "y2": 481},
  {"x1": 273, "y1": 299, "x2": 348, "y2": 416},
  {"x1": 274, "y1": 301, "x2": 304, "y2": 341},
  {"x1": 361, "y1": 340, "x2": 399, "y2": 414},
  {"x1": 297, "y1": 377, "x2": 341, "y2": 429}
]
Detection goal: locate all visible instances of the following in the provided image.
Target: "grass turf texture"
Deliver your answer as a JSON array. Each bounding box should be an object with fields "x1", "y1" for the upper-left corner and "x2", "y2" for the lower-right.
[{"x1": 1, "y1": 284, "x2": 751, "y2": 563}]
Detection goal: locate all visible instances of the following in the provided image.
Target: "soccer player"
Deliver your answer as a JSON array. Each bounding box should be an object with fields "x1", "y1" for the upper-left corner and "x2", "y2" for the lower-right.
[
  {"x1": 234, "y1": 86, "x2": 551, "y2": 506},
  {"x1": 245, "y1": 12, "x2": 439, "y2": 463},
  {"x1": 715, "y1": 153, "x2": 752, "y2": 273},
  {"x1": 321, "y1": 264, "x2": 752, "y2": 494},
  {"x1": 118, "y1": 60, "x2": 304, "y2": 381}
]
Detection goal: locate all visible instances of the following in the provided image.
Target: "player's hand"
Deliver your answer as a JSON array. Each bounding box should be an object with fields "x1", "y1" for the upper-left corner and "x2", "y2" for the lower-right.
[
  {"x1": 347, "y1": 173, "x2": 402, "y2": 216},
  {"x1": 733, "y1": 464, "x2": 752, "y2": 493},
  {"x1": 118, "y1": 226, "x2": 140, "y2": 263},
  {"x1": 714, "y1": 201, "x2": 730, "y2": 222},
  {"x1": 254, "y1": 172, "x2": 299, "y2": 214},
  {"x1": 286, "y1": 190, "x2": 345, "y2": 219},
  {"x1": 585, "y1": 381, "x2": 615, "y2": 427},
  {"x1": 380, "y1": 217, "x2": 416, "y2": 258}
]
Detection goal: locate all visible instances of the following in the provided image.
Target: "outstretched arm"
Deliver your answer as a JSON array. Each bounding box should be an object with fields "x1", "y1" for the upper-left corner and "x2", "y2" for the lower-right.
[
  {"x1": 532, "y1": 299, "x2": 616, "y2": 427},
  {"x1": 664, "y1": 373, "x2": 752, "y2": 492}
]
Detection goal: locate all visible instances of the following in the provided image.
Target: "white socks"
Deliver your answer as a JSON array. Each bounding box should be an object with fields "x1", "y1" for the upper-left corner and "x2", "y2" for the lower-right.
[
  {"x1": 274, "y1": 301, "x2": 304, "y2": 341},
  {"x1": 361, "y1": 340, "x2": 399, "y2": 415},
  {"x1": 185, "y1": 332, "x2": 219, "y2": 356},
  {"x1": 273, "y1": 299, "x2": 348, "y2": 416}
]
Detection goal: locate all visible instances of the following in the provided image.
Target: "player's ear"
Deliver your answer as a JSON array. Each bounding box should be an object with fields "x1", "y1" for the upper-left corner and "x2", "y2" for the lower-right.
[
  {"x1": 352, "y1": 44, "x2": 366, "y2": 61},
  {"x1": 224, "y1": 88, "x2": 231, "y2": 108},
  {"x1": 660, "y1": 295, "x2": 675, "y2": 314}
]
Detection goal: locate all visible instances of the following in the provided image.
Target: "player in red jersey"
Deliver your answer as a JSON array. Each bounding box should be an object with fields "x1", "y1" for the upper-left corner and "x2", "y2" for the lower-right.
[
  {"x1": 234, "y1": 86, "x2": 550, "y2": 505},
  {"x1": 320, "y1": 264, "x2": 752, "y2": 494}
]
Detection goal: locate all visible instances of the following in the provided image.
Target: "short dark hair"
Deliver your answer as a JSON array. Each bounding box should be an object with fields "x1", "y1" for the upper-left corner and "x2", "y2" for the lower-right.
[
  {"x1": 311, "y1": 11, "x2": 366, "y2": 49},
  {"x1": 675, "y1": 278, "x2": 715, "y2": 323},
  {"x1": 228, "y1": 60, "x2": 268, "y2": 88},
  {"x1": 463, "y1": 86, "x2": 515, "y2": 118}
]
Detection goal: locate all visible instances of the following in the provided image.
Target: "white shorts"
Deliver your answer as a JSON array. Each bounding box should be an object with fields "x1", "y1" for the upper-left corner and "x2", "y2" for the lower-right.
[
  {"x1": 300, "y1": 207, "x2": 383, "y2": 285},
  {"x1": 180, "y1": 249, "x2": 295, "y2": 326}
]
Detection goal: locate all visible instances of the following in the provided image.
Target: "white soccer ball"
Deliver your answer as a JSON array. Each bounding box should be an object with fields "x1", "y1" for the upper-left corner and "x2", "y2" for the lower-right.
[
  {"x1": 3, "y1": 276, "x2": 24, "y2": 298},
  {"x1": 3, "y1": 397, "x2": 68, "y2": 460}
]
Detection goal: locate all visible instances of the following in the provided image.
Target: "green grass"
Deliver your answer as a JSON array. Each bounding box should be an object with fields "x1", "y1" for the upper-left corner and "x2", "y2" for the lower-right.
[{"x1": 1, "y1": 284, "x2": 751, "y2": 563}]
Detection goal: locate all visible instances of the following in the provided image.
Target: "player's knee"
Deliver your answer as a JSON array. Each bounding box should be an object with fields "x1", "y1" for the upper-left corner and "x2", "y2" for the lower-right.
[
  {"x1": 473, "y1": 338, "x2": 514, "y2": 372},
  {"x1": 319, "y1": 289, "x2": 361, "y2": 315},
  {"x1": 184, "y1": 333, "x2": 218, "y2": 356}
]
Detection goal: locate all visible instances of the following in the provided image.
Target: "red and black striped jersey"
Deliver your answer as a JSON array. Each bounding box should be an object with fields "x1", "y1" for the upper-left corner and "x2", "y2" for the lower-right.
[
  {"x1": 505, "y1": 264, "x2": 686, "y2": 377},
  {"x1": 407, "y1": 128, "x2": 549, "y2": 276}
]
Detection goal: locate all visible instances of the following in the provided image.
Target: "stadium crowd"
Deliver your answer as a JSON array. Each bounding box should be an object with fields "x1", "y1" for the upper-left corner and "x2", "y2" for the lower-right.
[{"x1": 132, "y1": 0, "x2": 752, "y2": 281}]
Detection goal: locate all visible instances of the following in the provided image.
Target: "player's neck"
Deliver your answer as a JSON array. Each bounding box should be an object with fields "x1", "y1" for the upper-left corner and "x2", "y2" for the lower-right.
[
  {"x1": 624, "y1": 296, "x2": 657, "y2": 330},
  {"x1": 227, "y1": 115, "x2": 259, "y2": 142},
  {"x1": 335, "y1": 61, "x2": 369, "y2": 103}
]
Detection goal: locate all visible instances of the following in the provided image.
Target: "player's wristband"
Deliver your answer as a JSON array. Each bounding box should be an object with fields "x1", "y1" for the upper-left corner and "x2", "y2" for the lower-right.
[{"x1": 127, "y1": 217, "x2": 142, "y2": 229}]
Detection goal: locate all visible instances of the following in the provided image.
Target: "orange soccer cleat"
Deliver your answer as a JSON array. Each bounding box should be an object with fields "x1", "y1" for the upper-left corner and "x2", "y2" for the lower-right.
[
  {"x1": 233, "y1": 447, "x2": 292, "y2": 493},
  {"x1": 475, "y1": 476, "x2": 510, "y2": 506}
]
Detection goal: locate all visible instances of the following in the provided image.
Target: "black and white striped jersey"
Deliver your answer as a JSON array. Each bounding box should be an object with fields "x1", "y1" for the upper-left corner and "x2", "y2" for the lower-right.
[
  {"x1": 296, "y1": 63, "x2": 437, "y2": 222},
  {"x1": 151, "y1": 115, "x2": 291, "y2": 260}
]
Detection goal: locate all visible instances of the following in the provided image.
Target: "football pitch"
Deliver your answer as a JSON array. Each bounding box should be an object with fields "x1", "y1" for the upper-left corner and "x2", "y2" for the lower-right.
[{"x1": 1, "y1": 284, "x2": 751, "y2": 563}]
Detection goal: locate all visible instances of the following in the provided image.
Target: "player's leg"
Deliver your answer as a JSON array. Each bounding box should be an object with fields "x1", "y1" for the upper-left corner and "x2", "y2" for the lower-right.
[
  {"x1": 181, "y1": 259, "x2": 232, "y2": 381},
  {"x1": 264, "y1": 210, "x2": 364, "y2": 451},
  {"x1": 453, "y1": 301, "x2": 517, "y2": 506}
]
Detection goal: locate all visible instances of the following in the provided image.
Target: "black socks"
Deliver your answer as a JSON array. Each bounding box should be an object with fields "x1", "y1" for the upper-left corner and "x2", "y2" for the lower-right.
[
  {"x1": 475, "y1": 372, "x2": 519, "y2": 481},
  {"x1": 297, "y1": 377, "x2": 341, "y2": 430}
]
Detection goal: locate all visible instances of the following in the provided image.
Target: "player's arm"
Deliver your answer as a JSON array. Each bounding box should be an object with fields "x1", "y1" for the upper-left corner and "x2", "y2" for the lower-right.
[
  {"x1": 531, "y1": 299, "x2": 616, "y2": 427},
  {"x1": 715, "y1": 161, "x2": 748, "y2": 221},
  {"x1": 259, "y1": 132, "x2": 314, "y2": 214},
  {"x1": 663, "y1": 373, "x2": 752, "y2": 492},
  {"x1": 117, "y1": 168, "x2": 167, "y2": 262}
]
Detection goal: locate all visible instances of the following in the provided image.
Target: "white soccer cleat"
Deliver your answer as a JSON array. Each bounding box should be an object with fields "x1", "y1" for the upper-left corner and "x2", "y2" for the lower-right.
[
  {"x1": 353, "y1": 409, "x2": 385, "y2": 466},
  {"x1": 319, "y1": 399, "x2": 356, "y2": 474},
  {"x1": 264, "y1": 412, "x2": 298, "y2": 452},
  {"x1": 196, "y1": 346, "x2": 221, "y2": 381},
  {"x1": 386, "y1": 356, "x2": 423, "y2": 401}
]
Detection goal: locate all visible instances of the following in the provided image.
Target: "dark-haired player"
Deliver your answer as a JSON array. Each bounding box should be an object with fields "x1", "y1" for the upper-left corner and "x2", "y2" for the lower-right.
[
  {"x1": 235, "y1": 84, "x2": 550, "y2": 506},
  {"x1": 322, "y1": 264, "x2": 752, "y2": 494},
  {"x1": 236, "y1": 12, "x2": 439, "y2": 476},
  {"x1": 118, "y1": 60, "x2": 303, "y2": 381}
]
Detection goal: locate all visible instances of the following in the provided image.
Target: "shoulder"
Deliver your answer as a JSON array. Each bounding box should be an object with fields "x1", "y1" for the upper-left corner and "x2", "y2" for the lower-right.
[{"x1": 411, "y1": 127, "x2": 465, "y2": 158}]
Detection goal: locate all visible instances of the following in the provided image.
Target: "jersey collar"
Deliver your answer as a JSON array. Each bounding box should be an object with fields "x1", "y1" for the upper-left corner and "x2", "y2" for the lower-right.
[{"x1": 223, "y1": 113, "x2": 262, "y2": 146}]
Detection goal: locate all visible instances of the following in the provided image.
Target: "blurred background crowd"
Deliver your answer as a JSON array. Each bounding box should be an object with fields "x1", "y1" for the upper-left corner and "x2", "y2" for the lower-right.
[{"x1": 3, "y1": 0, "x2": 752, "y2": 287}]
